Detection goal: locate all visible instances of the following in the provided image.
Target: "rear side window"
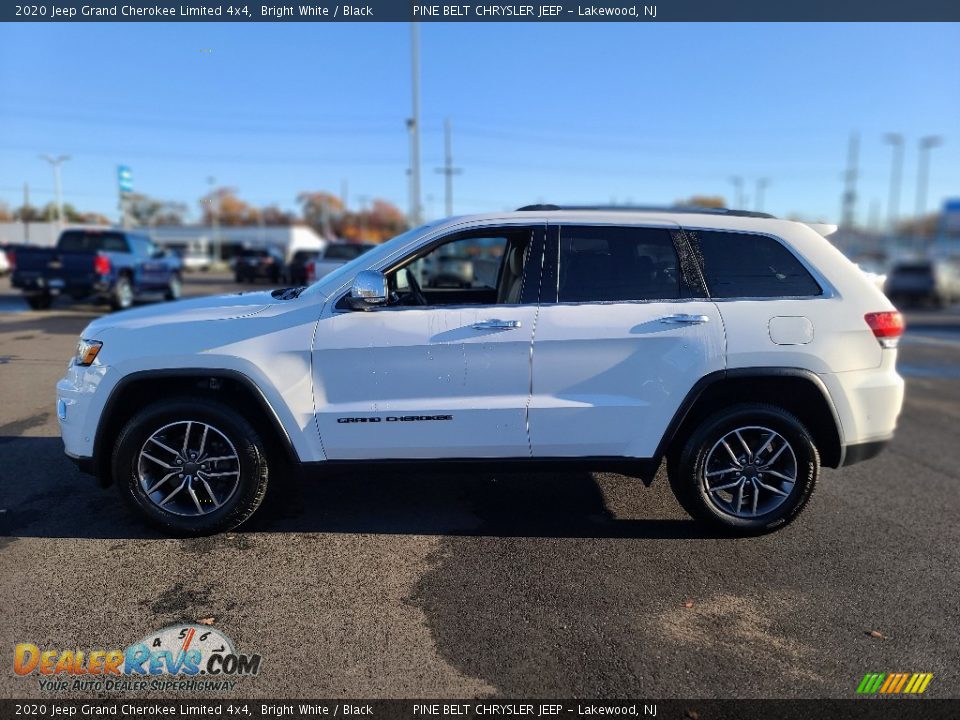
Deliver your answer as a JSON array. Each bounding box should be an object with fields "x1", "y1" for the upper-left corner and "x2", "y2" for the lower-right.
[
  {"x1": 558, "y1": 226, "x2": 681, "y2": 302},
  {"x1": 690, "y1": 230, "x2": 822, "y2": 298}
]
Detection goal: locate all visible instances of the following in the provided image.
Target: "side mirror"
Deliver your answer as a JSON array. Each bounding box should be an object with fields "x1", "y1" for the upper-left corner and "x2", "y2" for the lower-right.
[{"x1": 348, "y1": 270, "x2": 387, "y2": 310}]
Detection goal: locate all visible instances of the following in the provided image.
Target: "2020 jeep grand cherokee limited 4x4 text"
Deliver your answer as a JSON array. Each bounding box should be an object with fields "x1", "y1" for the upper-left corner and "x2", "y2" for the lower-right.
[{"x1": 56, "y1": 207, "x2": 905, "y2": 536}]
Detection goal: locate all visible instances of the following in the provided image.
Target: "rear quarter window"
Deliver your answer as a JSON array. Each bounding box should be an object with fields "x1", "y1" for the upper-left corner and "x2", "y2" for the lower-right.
[{"x1": 689, "y1": 230, "x2": 822, "y2": 298}]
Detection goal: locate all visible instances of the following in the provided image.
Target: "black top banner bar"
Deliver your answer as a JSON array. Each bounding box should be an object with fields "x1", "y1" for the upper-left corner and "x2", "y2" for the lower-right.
[{"x1": 4, "y1": 0, "x2": 960, "y2": 22}]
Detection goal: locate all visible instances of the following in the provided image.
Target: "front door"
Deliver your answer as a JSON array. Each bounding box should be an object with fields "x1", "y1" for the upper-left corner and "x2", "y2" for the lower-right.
[
  {"x1": 312, "y1": 226, "x2": 544, "y2": 460},
  {"x1": 529, "y1": 223, "x2": 726, "y2": 458}
]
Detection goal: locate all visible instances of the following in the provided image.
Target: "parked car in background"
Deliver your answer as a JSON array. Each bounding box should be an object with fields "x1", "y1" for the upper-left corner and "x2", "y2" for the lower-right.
[
  {"x1": 180, "y1": 250, "x2": 212, "y2": 272},
  {"x1": 884, "y1": 259, "x2": 960, "y2": 307},
  {"x1": 307, "y1": 243, "x2": 375, "y2": 282},
  {"x1": 287, "y1": 249, "x2": 322, "y2": 285},
  {"x1": 11, "y1": 229, "x2": 182, "y2": 310},
  {"x1": 233, "y1": 247, "x2": 286, "y2": 284}
]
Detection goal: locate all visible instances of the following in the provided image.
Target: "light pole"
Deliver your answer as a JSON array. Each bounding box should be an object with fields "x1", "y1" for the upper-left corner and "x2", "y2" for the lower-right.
[
  {"x1": 729, "y1": 176, "x2": 744, "y2": 209},
  {"x1": 915, "y1": 136, "x2": 943, "y2": 220},
  {"x1": 883, "y1": 133, "x2": 904, "y2": 234},
  {"x1": 207, "y1": 176, "x2": 220, "y2": 263},
  {"x1": 755, "y1": 178, "x2": 770, "y2": 213},
  {"x1": 40, "y1": 154, "x2": 70, "y2": 228}
]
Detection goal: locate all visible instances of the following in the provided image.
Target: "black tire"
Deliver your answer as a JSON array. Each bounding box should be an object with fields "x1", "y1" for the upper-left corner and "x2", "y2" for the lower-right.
[
  {"x1": 165, "y1": 273, "x2": 183, "y2": 301},
  {"x1": 234, "y1": 272, "x2": 245, "y2": 284},
  {"x1": 113, "y1": 397, "x2": 270, "y2": 535},
  {"x1": 110, "y1": 275, "x2": 134, "y2": 311},
  {"x1": 668, "y1": 403, "x2": 818, "y2": 535},
  {"x1": 25, "y1": 293, "x2": 52, "y2": 310}
]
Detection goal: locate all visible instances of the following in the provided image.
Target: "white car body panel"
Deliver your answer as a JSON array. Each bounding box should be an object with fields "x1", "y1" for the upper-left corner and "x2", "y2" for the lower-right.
[{"x1": 56, "y1": 209, "x2": 905, "y2": 474}]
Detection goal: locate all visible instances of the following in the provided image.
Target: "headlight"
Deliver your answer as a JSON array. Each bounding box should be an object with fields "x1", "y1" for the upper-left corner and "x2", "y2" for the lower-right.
[{"x1": 76, "y1": 339, "x2": 103, "y2": 366}]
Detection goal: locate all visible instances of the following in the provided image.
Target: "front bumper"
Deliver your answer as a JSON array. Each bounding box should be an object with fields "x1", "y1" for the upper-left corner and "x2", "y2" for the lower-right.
[{"x1": 56, "y1": 360, "x2": 111, "y2": 467}]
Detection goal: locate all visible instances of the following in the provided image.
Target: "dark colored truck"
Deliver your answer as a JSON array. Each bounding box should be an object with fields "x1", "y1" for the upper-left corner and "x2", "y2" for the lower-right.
[{"x1": 11, "y1": 229, "x2": 182, "y2": 311}]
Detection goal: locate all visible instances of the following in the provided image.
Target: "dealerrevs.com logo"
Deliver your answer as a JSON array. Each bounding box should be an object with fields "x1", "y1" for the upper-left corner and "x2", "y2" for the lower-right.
[{"x1": 13, "y1": 624, "x2": 262, "y2": 693}]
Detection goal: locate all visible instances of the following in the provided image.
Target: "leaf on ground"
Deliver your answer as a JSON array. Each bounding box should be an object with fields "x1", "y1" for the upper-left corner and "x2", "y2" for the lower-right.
[
  {"x1": 685, "y1": 710, "x2": 700, "y2": 720},
  {"x1": 682, "y1": 599, "x2": 695, "y2": 609},
  {"x1": 867, "y1": 629, "x2": 887, "y2": 639},
  {"x1": 198, "y1": 617, "x2": 216, "y2": 626}
]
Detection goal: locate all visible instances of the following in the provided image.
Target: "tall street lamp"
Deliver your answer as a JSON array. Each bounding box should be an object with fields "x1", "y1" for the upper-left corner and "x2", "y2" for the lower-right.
[
  {"x1": 40, "y1": 154, "x2": 70, "y2": 228},
  {"x1": 883, "y1": 133, "x2": 904, "y2": 234},
  {"x1": 915, "y1": 136, "x2": 944, "y2": 253}
]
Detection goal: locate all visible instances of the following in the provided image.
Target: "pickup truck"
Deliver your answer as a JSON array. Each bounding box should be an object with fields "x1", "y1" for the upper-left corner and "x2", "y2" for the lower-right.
[{"x1": 11, "y1": 229, "x2": 182, "y2": 311}]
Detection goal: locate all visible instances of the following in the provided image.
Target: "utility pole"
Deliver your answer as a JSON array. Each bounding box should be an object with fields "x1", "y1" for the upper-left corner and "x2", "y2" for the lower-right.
[
  {"x1": 434, "y1": 117, "x2": 462, "y2": 217},
  {"x1": 408, "y1": 22, "x2": 422, "y2": 226},
  {"x1": 40, "y1": 154, "x2": 70, "y2": 229},
  {"x1": 755, "y1": 178, "x2": 770, "y2": 213},
  {"x1": 883, "y1": 133, "x2": 904, "y2": 234},
  {"x1": 729, "y1": 176, "x2": 744, "y2": 209},
  {"x1": 841, "y1": 132, "x2": 859, "y2": 228}
]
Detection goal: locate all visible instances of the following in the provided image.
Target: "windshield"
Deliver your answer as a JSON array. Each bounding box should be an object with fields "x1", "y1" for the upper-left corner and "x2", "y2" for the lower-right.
[
  {"x1": 300, "y1": 224, "x2": 436, "y2": 298},
  {"x1": 323, "y1": 244, "x2": 369, "y2": 261}
]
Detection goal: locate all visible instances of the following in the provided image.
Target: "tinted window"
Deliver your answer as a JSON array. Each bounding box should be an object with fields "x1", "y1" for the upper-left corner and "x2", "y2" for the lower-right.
[
  {"x1": 692, "y1": 230, "x2": 822, "y2": 298},
  {"x1": 58, "y1": 231, "x2": 128, "y2": 253},
  {"x1": 558, "y1": 226, "x2": 681, "y2": 302}
]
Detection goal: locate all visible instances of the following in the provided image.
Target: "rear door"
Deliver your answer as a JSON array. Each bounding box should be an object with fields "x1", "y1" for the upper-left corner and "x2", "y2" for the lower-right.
[{"x1": 529, "y1": 223, "x2": 726, "y2": 458}]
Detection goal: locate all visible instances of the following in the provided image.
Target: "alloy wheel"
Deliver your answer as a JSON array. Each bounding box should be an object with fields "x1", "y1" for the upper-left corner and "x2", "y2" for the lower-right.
[
  {"x1": 701, "y1": 425, "x2": 798, "y2": 518},
  {"x1": 137, "y1": 420, "x2": 241, "y2": 516}
]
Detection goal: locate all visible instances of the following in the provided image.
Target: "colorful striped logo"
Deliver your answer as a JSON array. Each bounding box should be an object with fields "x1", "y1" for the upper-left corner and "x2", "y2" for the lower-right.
[{"x1": 857, "y1": 673, "x2": 933, "y2": 695}]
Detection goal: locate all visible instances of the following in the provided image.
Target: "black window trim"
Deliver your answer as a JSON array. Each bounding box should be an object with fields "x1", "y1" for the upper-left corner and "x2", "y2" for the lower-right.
[
  {"x1": 332, "y1": 223, "x2": 547, "y2": 313},
  {"x1": 542, "y1": 222, "x2": 702, "y2": 306},
  {"x1": 680, "y1": 225, "x2": 835, "y2": 301}
]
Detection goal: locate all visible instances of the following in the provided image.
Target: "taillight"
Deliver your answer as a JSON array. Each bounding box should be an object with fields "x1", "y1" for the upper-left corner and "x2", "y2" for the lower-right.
[
  {"x1": 306, "y1": 260, "x2": 315, "y2": 281},
  {"x1": 93, "y1": 254, "x2": 111, "y2": 276},
  {"x1": 865, "y1": 311, "x2": 904, "y2": 348},
  {"x1": 6, "y1": 249, "x2": 15, "y2": 271}
]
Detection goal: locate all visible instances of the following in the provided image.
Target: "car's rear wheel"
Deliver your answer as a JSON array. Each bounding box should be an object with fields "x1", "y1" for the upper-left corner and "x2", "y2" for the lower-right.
[
  {"x1": 113, "y1": 397, "x2": 270, "y2": 535},
  {"x1": 25, "y1": 293, "x2": 52, "y2": 310},
  {"x1": 110, "y1": 275, "x2": 134, "y2": 311},
  {"x1": 668, "y1": 403, "x2": 818, "y2": 535}
]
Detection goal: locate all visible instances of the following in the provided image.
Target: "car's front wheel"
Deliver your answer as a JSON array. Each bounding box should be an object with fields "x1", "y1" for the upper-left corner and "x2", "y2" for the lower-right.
[
  {"x1": 668, "y1": 403, "x2": 818, "y2": 535},
  {"x1": 113, "y1": 397, "x2": 270, "y2": 535},
  {"x1": 165, "y1": 273, "x2": 182, "y2": 301}
]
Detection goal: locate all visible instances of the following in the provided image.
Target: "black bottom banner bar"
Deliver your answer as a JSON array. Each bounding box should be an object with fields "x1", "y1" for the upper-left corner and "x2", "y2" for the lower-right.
[{"x1": 2, "y1": 700, "x2": 959, "y2": 720}]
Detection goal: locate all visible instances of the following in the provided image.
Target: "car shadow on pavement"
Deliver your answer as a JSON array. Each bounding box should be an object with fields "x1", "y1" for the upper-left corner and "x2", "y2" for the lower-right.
[{"x1": 0, "y1": 437, "x2": 715, "y2": 540}]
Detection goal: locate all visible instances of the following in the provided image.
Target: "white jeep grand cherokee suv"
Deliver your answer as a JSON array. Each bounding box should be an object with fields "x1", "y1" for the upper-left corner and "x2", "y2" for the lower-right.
[{"x1": 57, "y1": 207, "x2": 905, "y2": 536}]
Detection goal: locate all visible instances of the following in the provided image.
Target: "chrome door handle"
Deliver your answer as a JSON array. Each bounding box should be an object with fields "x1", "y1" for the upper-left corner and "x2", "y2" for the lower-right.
[
  {"x1": 659, "y1": 314, "x2": 710, "y2": 325},
  {"x1": 472, "y1": 319, "x2": 521, "y2": 330}
]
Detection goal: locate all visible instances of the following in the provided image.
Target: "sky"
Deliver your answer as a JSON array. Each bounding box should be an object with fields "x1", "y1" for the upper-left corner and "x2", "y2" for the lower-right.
[{"x1": 0, "y1": 22, "x2": 958, "y2": 226}]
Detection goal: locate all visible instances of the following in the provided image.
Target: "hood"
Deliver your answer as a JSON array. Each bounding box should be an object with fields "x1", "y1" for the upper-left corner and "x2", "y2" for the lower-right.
[{"x1": 83, "y1": 291, "x2": 276, "y2": 335}]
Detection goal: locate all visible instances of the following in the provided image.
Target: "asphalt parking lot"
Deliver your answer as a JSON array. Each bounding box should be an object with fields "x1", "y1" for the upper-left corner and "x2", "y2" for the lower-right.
[{"x1": 1, "y1": 272, "x2": 958, "y2": 700}]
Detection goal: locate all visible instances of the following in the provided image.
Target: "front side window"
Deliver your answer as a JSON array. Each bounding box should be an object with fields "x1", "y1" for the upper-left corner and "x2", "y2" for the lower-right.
[
  {"x1": 385, "y1": 228, "x2": 535, "y2": 307},
  {"x1": 557, "y1": 226, "x2": 681, "y2": 303},
  {"x1": 689, "y1": 230, "x2": 822, "y2": 298}
]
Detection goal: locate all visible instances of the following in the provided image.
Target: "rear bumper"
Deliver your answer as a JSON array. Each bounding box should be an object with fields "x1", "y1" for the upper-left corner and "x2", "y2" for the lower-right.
[
  {"x1": 841, "y1": 437, "x2": 891, "y2": 467},
  {"x1": 13, "y1": 274, "x2": 109, "y2": 296}
]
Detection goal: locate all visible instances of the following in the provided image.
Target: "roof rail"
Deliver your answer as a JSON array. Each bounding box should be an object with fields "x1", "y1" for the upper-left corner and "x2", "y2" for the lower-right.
[{"x1": 514, "y1": 204, "x2": 776, "y2": 219}]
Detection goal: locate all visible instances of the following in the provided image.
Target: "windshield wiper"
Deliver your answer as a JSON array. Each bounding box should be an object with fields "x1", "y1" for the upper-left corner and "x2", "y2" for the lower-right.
[{"x1": 272, "y1": 286, "x2": 307, "y2": 301}]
